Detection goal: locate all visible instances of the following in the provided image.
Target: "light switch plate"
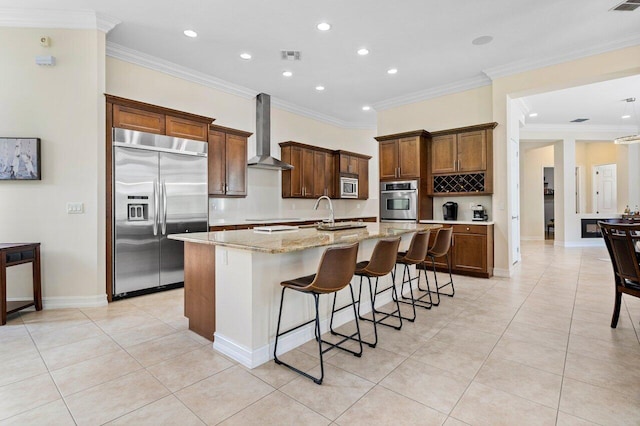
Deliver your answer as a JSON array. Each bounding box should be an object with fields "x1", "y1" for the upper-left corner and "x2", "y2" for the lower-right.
[{"x1": 67, "y1": 202, "x2": 84, "y2": 214}]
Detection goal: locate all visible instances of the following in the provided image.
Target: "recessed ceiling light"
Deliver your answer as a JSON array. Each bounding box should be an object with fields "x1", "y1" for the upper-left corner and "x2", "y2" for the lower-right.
[
  {"x1": 282, "y1": 71, "x2": 293, "y2": 77},
  {"x1": 472, "y1": 35, "x2": 493, "y2": 45},
  {"x1": 529, "y1": 112, "x2": 538, "y2": 118},
  {"x1": 357, "y1": 48, "x2": 369, "y2": 56},
  {"x1": 316, "y1": 22, "x2": 331, "y2": 31},
  {"x1": 183, "y1": 29, "x2": 198, "y2": 38},
  {"x1": 387, "y1": 68, "x2": 398, "y2": 75},
  {"x1": 240, "y1": 53, "x2": 252, "y2": 60},
  {"x1": 622, "y1": 114, "x2": 631, "y2": 119},
  {"x1": 315, "y1": 86, "x2": 325, "y2": 91},
  {"x1": 362, "y1": 106, "x2": 371, "y2": 111}
]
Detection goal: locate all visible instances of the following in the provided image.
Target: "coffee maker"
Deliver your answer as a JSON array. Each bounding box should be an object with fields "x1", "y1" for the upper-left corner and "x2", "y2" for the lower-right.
[
  {"x1": 472, "y1": 204, "x2": 488, "y2": 221},
  {"x1": 443, "y1": 202, "x2": 458, "y2": 221}
]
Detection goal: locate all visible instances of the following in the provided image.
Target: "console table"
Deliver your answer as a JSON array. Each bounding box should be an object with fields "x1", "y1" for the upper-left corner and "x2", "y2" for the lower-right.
[{"x1": 1, "y1": 243, "x2": 42, "y2": 325}]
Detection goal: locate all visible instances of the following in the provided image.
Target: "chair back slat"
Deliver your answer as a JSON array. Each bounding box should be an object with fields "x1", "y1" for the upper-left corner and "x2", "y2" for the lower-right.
[
  {"x1": 310, "y1": 242, "x2": 359, "y2": 294},
  {"x1": 599, "y1": 222, "x2": 640, "y2": 287}
]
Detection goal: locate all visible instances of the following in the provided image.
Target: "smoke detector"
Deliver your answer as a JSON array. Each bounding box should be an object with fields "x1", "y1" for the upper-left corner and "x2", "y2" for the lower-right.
[
  {"x1": 611, "y1": 0, "x2": 640, "y2": 11},
  {"x1": 281, "y1": 50, "x2": 301, "y2": 61}
]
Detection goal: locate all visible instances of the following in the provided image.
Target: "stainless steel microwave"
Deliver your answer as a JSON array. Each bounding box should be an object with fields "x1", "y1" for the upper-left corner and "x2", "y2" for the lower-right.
[{"x1": 340, "y1": 177, "x2": 358, "y2": 198}]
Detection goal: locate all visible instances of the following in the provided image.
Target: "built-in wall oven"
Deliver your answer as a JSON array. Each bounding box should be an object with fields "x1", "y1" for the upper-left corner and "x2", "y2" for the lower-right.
[{"x1": 380, "y1": 180, "x2": 418, "y2": 221}]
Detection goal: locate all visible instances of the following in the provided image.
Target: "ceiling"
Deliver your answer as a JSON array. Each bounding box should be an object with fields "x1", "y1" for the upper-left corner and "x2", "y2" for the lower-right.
[{"x1": 3, "y1": 0, "x2": 640, "y2": 127}]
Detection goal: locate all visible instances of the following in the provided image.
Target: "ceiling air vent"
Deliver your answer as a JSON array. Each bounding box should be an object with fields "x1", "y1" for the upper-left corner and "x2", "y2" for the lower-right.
[
  {"x1": 570, "y1": 118, "x2": 590, "y2": 123},
  {"x1": 281, "y1": 50, "x2": 301, "y2": 61},
  {"x1": 611, "y1": 0, "x2": 640, "y2": 11}
]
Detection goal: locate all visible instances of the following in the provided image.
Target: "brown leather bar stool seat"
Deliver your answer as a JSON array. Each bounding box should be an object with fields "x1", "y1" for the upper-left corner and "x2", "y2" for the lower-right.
[
  {"x1": 426, "y1": 227, "x2": 455, "y2": 306},
  {"x1": 394, "y1": 230, "x2": 433, "y2": 321},
  {"x1": 331, "y1": 237, "x2": 402, "y2": 348},
  {"x1": 273, "y1": 242, "x2": 361, "y2": 385}
]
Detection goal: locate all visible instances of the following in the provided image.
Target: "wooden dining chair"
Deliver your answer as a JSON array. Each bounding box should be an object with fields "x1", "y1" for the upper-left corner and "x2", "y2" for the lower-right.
[{"x1": 598, "y1": 222, "x2": 640, "y2": 328}]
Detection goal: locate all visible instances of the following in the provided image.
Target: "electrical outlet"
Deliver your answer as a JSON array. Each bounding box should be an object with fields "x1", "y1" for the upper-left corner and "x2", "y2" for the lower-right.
[
  {"x1": 469, "y1": 202, "x2": 475, "y2": 209},
  {"x1": 66, "y1": 202, "x2": 84, "y2": 214}
]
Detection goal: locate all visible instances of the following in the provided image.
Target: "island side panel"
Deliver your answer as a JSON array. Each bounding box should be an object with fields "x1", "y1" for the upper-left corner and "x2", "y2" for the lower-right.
[{"x1": 184, "y1": 242, "x2": 216, "y2": 341}]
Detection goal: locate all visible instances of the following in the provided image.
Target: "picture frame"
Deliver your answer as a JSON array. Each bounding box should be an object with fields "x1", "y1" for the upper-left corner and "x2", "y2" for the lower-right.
[{"x1": 0, "y1": 137, "x2": 41, "y2": 180}]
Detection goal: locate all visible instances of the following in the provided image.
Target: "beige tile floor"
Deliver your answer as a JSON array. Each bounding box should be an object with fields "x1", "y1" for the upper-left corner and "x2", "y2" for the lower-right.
[{"x1": 1, "y1": 240, "x2": 639, "y2": 425}]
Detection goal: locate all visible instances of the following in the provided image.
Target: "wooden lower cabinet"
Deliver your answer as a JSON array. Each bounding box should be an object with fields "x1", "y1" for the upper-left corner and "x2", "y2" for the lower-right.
[{"x1": 426, "y1": 223, "x2": 493, "y2": 278}]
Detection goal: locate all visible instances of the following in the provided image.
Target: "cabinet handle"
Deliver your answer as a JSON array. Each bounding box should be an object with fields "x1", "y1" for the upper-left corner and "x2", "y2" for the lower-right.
[
  {"x1": 457, "y1": 159, "x2": 461, "y2": 170},
  {"x1": 225, "y1": 183, "x2": 229, "y2": 192},
  {"x1": 466, "y1": 227, "x2": 470, "y2": 231},
  {"x1": 220, "y1": 182, "x2": 224, "y2": 192}
]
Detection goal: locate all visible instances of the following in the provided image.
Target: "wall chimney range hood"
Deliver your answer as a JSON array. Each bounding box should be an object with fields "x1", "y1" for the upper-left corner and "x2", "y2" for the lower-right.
[{"x1": 247, "y1": 93, "x2": 293, "y2": 170}]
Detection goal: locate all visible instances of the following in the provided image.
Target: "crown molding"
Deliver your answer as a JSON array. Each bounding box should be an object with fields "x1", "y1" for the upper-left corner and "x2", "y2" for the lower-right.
[
  {"x1": 0, "y1": 8, "x2": 120, "y2": 32},
  {"x1": 483, "y1": 34, "x2": 640, "y2": 80},
  {"x1": 522, "y1": 123, "x2": 638, "y2": 134},
  {"x1": 372, "y1": 74, "x2": 492, "y2": 111},
  {"x1": 106, "y1": 42, "x2": 375, "y2": 130}
]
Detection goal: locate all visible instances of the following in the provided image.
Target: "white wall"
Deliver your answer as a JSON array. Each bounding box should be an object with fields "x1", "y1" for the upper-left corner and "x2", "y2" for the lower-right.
[
  {"x1": 106, "y1": 59, "x2": 378, "y2": 224},
  {"x1": 0, "y1": 28, "x2": 106, "y2": 304}
]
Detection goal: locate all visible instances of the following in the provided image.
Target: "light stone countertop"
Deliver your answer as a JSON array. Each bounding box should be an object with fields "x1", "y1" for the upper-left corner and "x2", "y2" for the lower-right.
[{"x1": 170, "y1": 222, "x2": 440, "y2": 254}]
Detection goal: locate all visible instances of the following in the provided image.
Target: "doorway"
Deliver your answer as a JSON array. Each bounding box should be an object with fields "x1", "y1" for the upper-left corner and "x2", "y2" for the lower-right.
[{"x1": 543, "y1": 167, "x2": 554, "y2": 240}]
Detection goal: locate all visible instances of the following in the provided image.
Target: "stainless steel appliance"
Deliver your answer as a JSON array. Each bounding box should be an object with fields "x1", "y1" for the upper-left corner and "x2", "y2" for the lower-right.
[
  {"x1": 443, "y1": 201, "x2": 458, "y2": 221},
  {"x1": 340, "y1": 176, "x2": 358, "y2": 198},
  {"x1": 472, "y1": 204, "x2": 488, "y2": 221},
  {"x1": 112, "y1": 128, "x2": 208, "y2": 298},
  {"x1": 380, "y1": 180, "x2": 418, "y2": 221}
]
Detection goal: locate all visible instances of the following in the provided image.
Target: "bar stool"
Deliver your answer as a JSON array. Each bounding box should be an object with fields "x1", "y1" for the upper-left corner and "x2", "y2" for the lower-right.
[
  {"x1": 394, "y1": 230, "x2": 432, "y2": 321},
  {"x1": 273, "y1": 242, "x2": 361, "y2": 385},
  {"x1": 330, "y1": 237, "x2": 402, "y2": 348},
  {"x1": 426, "y1": 227, "x2": 455, "y2": 306}
]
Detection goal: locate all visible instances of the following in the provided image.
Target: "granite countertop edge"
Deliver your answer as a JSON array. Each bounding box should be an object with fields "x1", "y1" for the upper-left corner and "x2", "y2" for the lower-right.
[
  {"x1": 209, "y1": 215, "x2": 377, "y2": 227},
  {"x1": 419, "y1": 220, "x2": 495, "y2": 226}
]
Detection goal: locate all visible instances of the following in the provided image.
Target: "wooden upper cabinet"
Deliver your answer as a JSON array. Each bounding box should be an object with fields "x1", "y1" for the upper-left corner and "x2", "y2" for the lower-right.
[
  {"x1": 430, "y1": 123, "x2": 496, "y2": 175},
  {"x1": 375, "y1": 130, "x2": 429, "y2": 182},
  {"x1": 207, "y1": 125, "x2": 251, "y2": 197},
  {"x1": 358, "y1": 157, "x2": 369, "y2": 200},
  {"x1": 225, "y1": 134, "x2": 248, "y2": 196},
  {"x1": 113, "y1": 105, "x2": 165, "y2": 134},
  {"x1": 397, "y1": 137, "x2": 421, "y2": 178},
  {"x1": 207, "y1": 130, "x2": 226, "y2": 195},
  {"x1": 166, "y1": 116, "x2": 208, "y2": 141},
  {"x1": 280, "y1": 142, "x2": 369, "y2": 199},
  {"x1": 379, "y1": 140, "x2": 399, "y2": 180},
  {"x1": 431, "y1": 134, "x2": 457, "y2": 174},
  {"x1": 457, "y1": 130, "x2": 486, "y2": 172}
]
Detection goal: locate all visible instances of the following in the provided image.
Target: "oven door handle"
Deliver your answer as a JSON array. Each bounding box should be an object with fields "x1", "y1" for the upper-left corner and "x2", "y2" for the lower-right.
[{"x1": 381, "y1": 190, "x2": 417, "y2": 194}]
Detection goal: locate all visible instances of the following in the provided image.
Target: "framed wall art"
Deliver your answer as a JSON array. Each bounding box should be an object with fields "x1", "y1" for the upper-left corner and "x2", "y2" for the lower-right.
[{"x1": 0, "y1": 138, "x2": 41, "y2": 180}]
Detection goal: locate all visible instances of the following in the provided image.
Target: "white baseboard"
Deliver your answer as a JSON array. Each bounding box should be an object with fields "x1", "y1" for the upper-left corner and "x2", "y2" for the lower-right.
[
  {"x1": 558, "y1": 240, "x2": 605, "y2": 248},
  {"x1": 493, "y1": 267, "x2": 512, "y2": 278},
  {"x1": 44, "y1": 294, "x2": 108, "y2": 309},
  {"x1": 520, "y1": 236, "x2": 544, "y2": 241},
  {"x1": 213, "y1": 281, "x2": 402, "y2": 369}
]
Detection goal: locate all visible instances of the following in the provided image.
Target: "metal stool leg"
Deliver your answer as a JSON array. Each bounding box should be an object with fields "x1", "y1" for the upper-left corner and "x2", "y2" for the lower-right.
[{"x1": 398, "y1": 262, "x2": 433, "y2": 310}]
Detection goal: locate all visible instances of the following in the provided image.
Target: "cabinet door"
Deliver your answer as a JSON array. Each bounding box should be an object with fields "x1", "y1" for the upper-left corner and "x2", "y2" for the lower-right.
[
  {"x1": 358, "y1": 157, "x2": 369, "y2": 199},
  {"x1": 313, "y1": 151, "x2": 327, "y2": 197},
  {"x1": 452, "y1": 233, "x2": 487, "y2": 273},
  {"x1": 398, "y1": 137, "x2": 420, "y2": 178},
  {"x1": 457, "y1": 130, "x2": 486, "y2": 172},
  {"x1": 431, "y1": 135, "x2": 457, "y2": 174},
  {"x1": 113, "y1": 105, "x2": 165, "y2": 134},
  {"x1": 207, "y1": 130, "x2": 226, "y2": 195},
  {"x1": 166, "y1": 116, "x2": 208, "y2": 141},
  {"x1": 325, "y1": 153, "x2": 335, "y2": 198},
  {"x1": 379, "y1": 140, "x2": 398, "y2": 180},
  {"x1": 225, "y1": 134, "x2": 247, "y2": 196},
  {"x1": 289, "y1": 146, "x2": 304, "y2": 197},
  {"x1": 302, "y1": 148, "x2": 314, "y2": 198},
  {"x1": 348, "y1": 156, "x2": 358, "y2": 175}
]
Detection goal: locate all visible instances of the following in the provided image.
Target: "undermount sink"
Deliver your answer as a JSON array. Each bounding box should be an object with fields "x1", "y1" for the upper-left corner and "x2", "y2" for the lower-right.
[{"x1": 316, "y1": 222, "x2": 368, "y2": 231}]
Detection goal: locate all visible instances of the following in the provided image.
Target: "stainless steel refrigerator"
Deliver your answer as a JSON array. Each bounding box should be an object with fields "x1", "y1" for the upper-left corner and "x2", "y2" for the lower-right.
[{"x1": 112, "y1": 128, "x2": 208, "y2": 298}]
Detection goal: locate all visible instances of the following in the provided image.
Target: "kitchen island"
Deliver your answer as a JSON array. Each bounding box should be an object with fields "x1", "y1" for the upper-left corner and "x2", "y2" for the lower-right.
[{"x1": 170, "y1": 222, "x2": 439, "y2": 368}]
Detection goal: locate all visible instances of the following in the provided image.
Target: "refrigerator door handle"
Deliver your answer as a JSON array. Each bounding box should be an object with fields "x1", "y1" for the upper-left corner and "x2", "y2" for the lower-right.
[
  {"x1": 162, "y1": 180, "x2": 168, "y2": 235},
  {"x1": 153, "y1": 179, "x2": 159, "y2": 236}
]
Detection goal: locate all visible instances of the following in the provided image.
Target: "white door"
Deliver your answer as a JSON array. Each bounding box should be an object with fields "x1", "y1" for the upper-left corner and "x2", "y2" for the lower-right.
[
  {"x1": 593, "y1": 164, "x2": 617, "y2": 214},
  {"x1": 510, "y1": 138, "x2": 521, "y2": 263}
]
